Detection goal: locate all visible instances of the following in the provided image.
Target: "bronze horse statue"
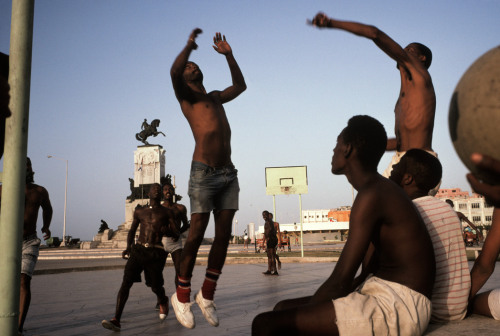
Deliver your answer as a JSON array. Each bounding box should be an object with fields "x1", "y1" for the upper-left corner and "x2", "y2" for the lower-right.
[{"x1": 135, "y1": 119, "x2": 165, "y2": 145}]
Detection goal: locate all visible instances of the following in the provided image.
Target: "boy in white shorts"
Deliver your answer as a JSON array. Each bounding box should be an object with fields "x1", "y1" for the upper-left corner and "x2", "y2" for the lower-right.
[{"x1": 252, "y1": 116, "x2": 435, "y2": 335}]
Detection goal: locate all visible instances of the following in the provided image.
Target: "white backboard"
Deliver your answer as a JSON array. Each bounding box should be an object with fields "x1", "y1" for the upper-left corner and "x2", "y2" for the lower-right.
[{"x1": 265, "y1": 166, "x2": 308, "y2": 195}]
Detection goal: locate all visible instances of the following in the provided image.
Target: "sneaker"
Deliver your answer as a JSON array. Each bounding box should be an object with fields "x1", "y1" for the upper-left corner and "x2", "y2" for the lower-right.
[
  {"x1": 195, "y1": 290, "x2": 219, "y2": 327},
  {"x1": 159, "y1": 301, "x2": 169, "y2": 321},
  {"x1": 262, "y1": 270, "x2": 272, "y2": 275},
  {"x1": 102, "y1": 318, "x2": 121, "y2": 332},
  {"x1": 171, "y1": 292, "x2": 195, "y2": 329},
  {"x1": 271, "y1": 271, "x2": 279, "y2": 276}
]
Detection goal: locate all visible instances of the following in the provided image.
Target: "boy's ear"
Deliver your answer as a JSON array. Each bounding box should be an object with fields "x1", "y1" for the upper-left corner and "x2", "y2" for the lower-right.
[
  {"x1": 344, "y1": 143, "x2": 353, "y2": 158},
  {"x1": 402, "y1": 173, "x2": 414, "y2": 186}
]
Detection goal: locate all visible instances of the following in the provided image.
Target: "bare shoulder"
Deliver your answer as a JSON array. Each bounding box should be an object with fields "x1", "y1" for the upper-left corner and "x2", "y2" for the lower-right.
[
  {"x1": 355, "y1": 177, "x2": 410, "y2": 218},
  {"x1": 133, "y1": 206, "x2": 146, "y2": 216},
  {"x1": 175, "y1": 203, "x2": 187, "y2": 213},
  {"x1": 27, "y1": 183, "x2": 49, "y2": 197}
]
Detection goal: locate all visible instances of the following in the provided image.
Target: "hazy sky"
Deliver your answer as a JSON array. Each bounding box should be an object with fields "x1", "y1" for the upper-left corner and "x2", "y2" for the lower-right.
[{"x1": 1, "y1": 0, "x2": 499, "y2": 240}]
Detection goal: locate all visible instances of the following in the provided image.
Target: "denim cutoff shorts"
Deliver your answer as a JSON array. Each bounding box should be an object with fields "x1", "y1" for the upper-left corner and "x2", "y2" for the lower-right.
[
  {"x1": 22, "y1": 234, "x2": 41, "y2": 278},
  {"x1": 188, "y1": 161, "x2": 239, "y2": 214}
]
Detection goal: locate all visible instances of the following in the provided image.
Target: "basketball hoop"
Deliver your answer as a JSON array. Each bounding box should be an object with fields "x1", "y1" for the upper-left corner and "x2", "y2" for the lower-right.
[{"x1": 281, "y1": 186, "x2": 294, "y2": 196}]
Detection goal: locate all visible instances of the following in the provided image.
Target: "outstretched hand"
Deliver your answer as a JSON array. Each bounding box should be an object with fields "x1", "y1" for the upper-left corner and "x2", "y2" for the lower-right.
[
  {"x1": 467, "y1": 153, "x2": 500, "y2": 207},
  {"x1": 188, "y1": 28, "x2": 202, "y2": 50},
  {"x1": 213, "y1": 32, "x2": 232, "y2": 55},
  {"x1": 308, "y1": 12, "x2": 330, "y2": 28}
]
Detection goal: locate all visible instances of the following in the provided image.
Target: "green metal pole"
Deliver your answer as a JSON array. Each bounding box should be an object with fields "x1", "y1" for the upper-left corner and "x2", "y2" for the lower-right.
[{"x1": 0, "y1": 0, "x2": 34, "y2": 334}]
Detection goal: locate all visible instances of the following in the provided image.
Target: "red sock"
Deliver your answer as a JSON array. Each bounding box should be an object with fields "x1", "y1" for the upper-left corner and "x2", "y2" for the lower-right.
[
  {"x1": 176, "y1": 276, "x2": 191, "y2": 303},
  {"x1": 201, "y1": 268, "x2": 221, "y2": 300}
]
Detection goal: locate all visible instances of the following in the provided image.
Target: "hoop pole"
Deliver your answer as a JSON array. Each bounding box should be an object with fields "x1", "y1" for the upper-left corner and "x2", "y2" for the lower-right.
[
  {"x1": 272, "y1": 194, "x2": 276, "y2": 222},
  {"x1": 299, "y1": 194, "x2": 304, "y2": 257}
]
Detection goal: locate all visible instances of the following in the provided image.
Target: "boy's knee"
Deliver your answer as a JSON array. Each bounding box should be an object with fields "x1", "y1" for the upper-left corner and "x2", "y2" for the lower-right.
[
  {"x1": 273, "y1": 300, "x2": 286, "y2": 311},
  {"x1": 252, "y1": 312, "x2": 276, "y2": 336}
]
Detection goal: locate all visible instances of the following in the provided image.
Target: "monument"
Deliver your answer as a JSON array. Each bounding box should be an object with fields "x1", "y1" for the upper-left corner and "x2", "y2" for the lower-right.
[{"x1": 88, "y1": 119, "x2": 169, "y2": 249}]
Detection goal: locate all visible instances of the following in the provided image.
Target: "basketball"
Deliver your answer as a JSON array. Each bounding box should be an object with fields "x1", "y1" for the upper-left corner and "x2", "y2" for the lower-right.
[{"x1": 449, "y1": 45, "x2": 500, "y2": 185}]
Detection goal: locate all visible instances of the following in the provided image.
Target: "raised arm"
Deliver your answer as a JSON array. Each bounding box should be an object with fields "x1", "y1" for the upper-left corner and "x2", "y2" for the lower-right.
[
  {"x1": 170, "y1": 28, "x2": 202, "y2": 102},
  {"x1": 386, "y1": 138, "x2": 398, "y2": 151},
  {"x1": 212, "y1": 32, "x2": 247, "y2": 104},
  {"x1": 40, "y1": 187, "x2": 53, "y2": 240},
  {"x1": 309, "y1": 13, "x2": 412, "y2": 71}
]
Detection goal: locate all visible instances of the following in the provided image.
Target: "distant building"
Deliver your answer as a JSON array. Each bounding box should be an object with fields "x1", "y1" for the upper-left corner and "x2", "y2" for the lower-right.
[
  {"x1": 435, "y1": 188, "x2": 494, "y2": 226},
  {"x1": 257, "y1": 207, "x2": 351, "y2": 244}
]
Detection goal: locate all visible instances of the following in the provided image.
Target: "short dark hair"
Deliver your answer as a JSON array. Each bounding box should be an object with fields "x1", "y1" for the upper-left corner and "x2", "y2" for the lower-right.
[
  {"x1": 162, "y1": 182, "x2": 175, "y2": 192},
  {"x1": 342, "y1": 115, "x2": 387, "y2": 169},
  {"x1": 445, "y1": 199, "x2": 454, "y2": 207},
  {"x1": 401, "y1": 149, "x2": 442, "y2": 192},
  {"x1": 411, "y1": 42, "x2": 432, "y2": 69}
]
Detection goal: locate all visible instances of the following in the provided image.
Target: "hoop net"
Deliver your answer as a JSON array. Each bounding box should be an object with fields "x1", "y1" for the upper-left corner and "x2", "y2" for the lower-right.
[{"x1": 281, "y1": 186, "x2": 296, "y2": 196}]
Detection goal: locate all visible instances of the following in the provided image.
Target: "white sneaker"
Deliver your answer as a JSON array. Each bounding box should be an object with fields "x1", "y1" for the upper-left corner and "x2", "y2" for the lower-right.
[
  {"x1": 171, "y1": 292, "x2": 195, "y2": 329},
  {"x1": 195, "y1": 290, "x2": 219, "y2": 327}
]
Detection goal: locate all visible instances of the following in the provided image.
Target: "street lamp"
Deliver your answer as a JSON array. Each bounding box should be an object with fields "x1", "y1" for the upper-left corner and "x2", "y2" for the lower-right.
[
  {"x1": 47, "y1": 155, "x2": 68, "y2": 247},
  {"x1": 234, "y1": 219, "x2": 238, "y2": 244}
]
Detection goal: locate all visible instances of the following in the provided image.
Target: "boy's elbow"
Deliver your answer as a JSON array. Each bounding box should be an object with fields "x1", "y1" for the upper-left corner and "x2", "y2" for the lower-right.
[
  {"x1": 370, "y1": 27, "x2": 384, "y2": 40},
  {"x1": 239, "y1": 82, "x2": 247, "y2": 93},
  {"x1": 475, "y1": 257, "x2": 495, "y2": 277}
]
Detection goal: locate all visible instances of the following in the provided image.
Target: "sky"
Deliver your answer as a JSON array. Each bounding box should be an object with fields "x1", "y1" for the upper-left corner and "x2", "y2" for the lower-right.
[{"x1": 1, "y1": 0, "x2": 499, "y2": 241}]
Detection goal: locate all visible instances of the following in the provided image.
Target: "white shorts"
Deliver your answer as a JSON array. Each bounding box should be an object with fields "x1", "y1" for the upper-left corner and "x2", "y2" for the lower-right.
[
  {"x1": 162, "y1": 236, "x2": 182, "y2": 254},
  {"x1": 382, "y1": 150, "x2": 441, "y2": 196},
  {"x1": 333, "y1": 276, "x2": 431, "y2": 336},
  {"x1": 488, "y1": 289, "x2": 500, "y2": 320}
]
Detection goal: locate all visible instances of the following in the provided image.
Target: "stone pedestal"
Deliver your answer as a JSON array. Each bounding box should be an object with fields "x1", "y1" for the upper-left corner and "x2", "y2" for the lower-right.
[
  {"x1": 134, "y1": 145, "x2": 165, "y2": 187},
  {"x1": 91, "y1": 145, "x2": 167, "y2": 249}
]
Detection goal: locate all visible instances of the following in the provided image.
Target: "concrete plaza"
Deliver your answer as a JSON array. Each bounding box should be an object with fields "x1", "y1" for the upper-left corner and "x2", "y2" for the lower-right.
[{"x1": 17, "y1": 249, "x2": 500, "y2": 335}]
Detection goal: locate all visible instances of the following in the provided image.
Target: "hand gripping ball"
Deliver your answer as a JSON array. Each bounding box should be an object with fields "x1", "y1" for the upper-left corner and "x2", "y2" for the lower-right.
[{"x1": 449, "y1": 46, "x2": 500, "y2": 184}]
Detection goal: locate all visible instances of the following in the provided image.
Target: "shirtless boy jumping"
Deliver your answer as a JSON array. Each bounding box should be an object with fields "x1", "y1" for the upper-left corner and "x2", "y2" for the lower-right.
[
  {"x1": 252, "y1": 115, "x2": 435, "y2": 335},
  {"x1": 170, "y1": 28, "x2": 246, "y2": 329}
]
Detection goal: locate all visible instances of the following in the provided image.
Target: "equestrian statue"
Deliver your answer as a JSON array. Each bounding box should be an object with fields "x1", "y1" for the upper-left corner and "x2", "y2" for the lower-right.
[{"x1": 135, "y1": 118, "x2": 165, "y2": 145}]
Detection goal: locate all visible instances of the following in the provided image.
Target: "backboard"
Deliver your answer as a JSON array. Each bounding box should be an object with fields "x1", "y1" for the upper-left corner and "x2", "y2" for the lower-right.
[{"x1": 265, "y1": 166, "x2": 308, "y2": 195}]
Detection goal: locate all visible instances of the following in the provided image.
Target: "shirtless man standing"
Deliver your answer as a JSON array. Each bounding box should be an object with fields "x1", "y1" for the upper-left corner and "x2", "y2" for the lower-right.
[
  {"x1": 101, "y1": 183, "x2": 179, "y2": 332},
  {"x1": 262, "y1": 211, "x2": 278, "y2": 276},
  {"x1": 309, "y1": 12, "x2": 438, "y2": 193},
  {"x1": 170, "y1": 28, "x2": 246, "y2": 329},
  {"x1": 252, "y1": 116, "x2": 435, "y2": 335},
  {"x1": 0, "y1": 158, "x2": 53, "y2": 334},
  {"x1": 268, "y1": 212, "x2": 282, "y2": 271}
]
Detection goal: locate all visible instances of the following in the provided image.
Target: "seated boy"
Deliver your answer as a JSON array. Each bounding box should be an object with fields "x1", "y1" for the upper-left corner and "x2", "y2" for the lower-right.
[{"x1": 252, "y1": 116, "x2": 435, "y2": 336}]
